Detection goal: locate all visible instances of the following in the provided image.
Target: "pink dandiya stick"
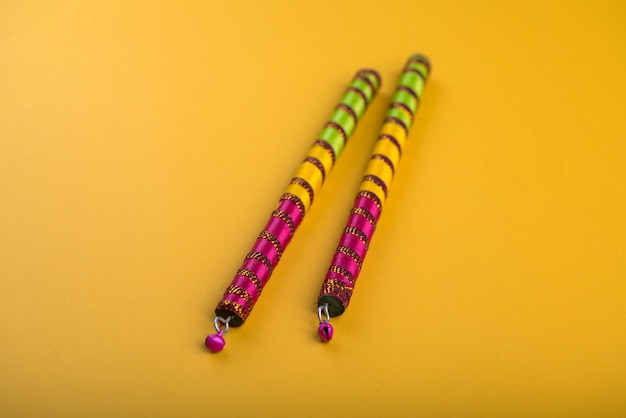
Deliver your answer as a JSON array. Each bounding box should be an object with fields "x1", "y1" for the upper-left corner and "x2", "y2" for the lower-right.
[
  {"x1": 317, "y1": 54, "x2": 431, "y2": 342},
  {"x1": 206, "y1": 69, "x2": 381, "y2": 352}
]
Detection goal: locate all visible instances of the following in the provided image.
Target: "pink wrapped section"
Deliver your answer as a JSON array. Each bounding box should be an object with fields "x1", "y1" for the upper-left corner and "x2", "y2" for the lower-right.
[
  {"x1": 222, "y1": 292, "x2": 251, "y2": 313},
  {"x1": 241, "y1": 258, "x2": 271, "y2": 286},
  {"x1": 250, "y1": 237, "x2": 281, "y2": 267},
  {"x1": 264, "y1": 217, "x2": 293, "y2": 250},
  {"x1": 317, "y1": 167, "x2": 385, "y2": 317},
  {"x1": 230, "y1": 275, "x2": 261, "y2": 304},
  {"x1": 330, "y1": 253, "x2": 360, "y2": 279},
  {"x1": 277, "y1": 199, "x2": 303, "y2": 229},
  {"x1": 338, "y1": 232, "x2": 368, "y2": 260},
  {"x1": 355, "y1": 195, "x2": 382, "y2": 222},
  {"x1": 215, "y1": 199, "x2": 299, "y2": 327},
  {"x1": 347, "y1": 213, "x2": 375, "y2": 241}
]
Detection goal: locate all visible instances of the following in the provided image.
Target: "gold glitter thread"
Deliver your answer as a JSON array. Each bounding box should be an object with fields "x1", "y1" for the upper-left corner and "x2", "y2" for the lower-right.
[
  {"x1": 403, "y1": 66, "x2": 428, "y2": 82},
  {"x1": 380, "y1": 123, "x2": 407, "y2": 150},
  {"x1": 325, "y1": 121, "x2": 348, "y2": 145},
  {"x1": 236, "y1": 268, "x2": 263, "y2": 293},
  {"x1": 397, "y1": 85, "x2": 419, "y2": 103},
  {"x1": 406, "y1": 55, "x2": 431, "y2": 72},
  {"x1": 373, "y1": 139, "x2": 401, "y2": 168},
  {"x1": 280, "y1": 192, "x2": 306, "y2": 218},
  {"x1": 289, "y1": 177, "x2": 315, "y2": 207},
  {"x1": 371, "y1": 153, "x2": 396, "y2": 176},
  {"x1": 225, "y1": 285, "x2": 253, "y2": 305},
  {"x1": 357, "y1": 190, "x2": 383, "y2": 213},
  {"x1": 271, "y1": 209, "x2": 295, "y2": 236},
  {"x1": 308, "y1": 143, "x2": 335, "y2": 173},
  {"x1": 346, "y1": 86, "x2": 369, "y2": 106},
  {"x1": 384, "y1": 117, "x2": 409, "y2": 137},
  {"x1": 354, "y1": 74, "x2": 376, "y2": 96},
  {"x1": 362, "y1": 174, "x2": 388, "y2": 198},
  {"x1": 378, "y1": 134, "x2": 403, "y2": 158},
  {"x1": 345, "y1": 226, "x2": 370, "y2": 249},
  {"x1": 216, "y1": 299, "x2": 249, "y2": 322},
  {"x1": 366, "y1": 158, "x2": 394, "y2": 187},
  {"x1": 336, "y1": 246, "x2": 363, "y2": 270},
  {"x1": 294, "y1": 163, "x2": 324, "y2": 196},
  {"x1": 245, "y1": 251, "x2": 274, "y2": 273},
  {"x1": 284, "y1": 183, "x2": 312, "y2": 213},
  {"x1": 319, "y1": 278, "x2": 353, "y2": 303},
  {"x1": 336, "y1": 103, "x2": 358, "y2": 126},
  {"x1": 329, "y1": 265, "x2": 355, "y2": 286},
  {"x1": 258, "y1": 231, "x2": 283, "y2": 261},
  {"x1": 360, "y1": 69, "x2": 381, "y2": 89},
  {"x1": 351, "y1": 207, "x2": 377, "y2": 227},
  {"x1": 312, "y1": 140, "x2": 336, "y2": 166},
  {"x1": 359, "y1": 178, "x2": 387, "y2": 204},
  {"x1": 303, "y1": 156, "x2": 326, "y2": 183},
  {"x1": 390, "y1": 102, "x2": 414, "y2": 122}
]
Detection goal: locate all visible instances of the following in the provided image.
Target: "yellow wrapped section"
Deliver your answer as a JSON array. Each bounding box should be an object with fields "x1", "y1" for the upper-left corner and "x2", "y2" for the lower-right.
[
  {"x1": 294, "y1": 161, "x2": 324, "y2": 196},
  {"x1": 359, "y1": 178, "x2": 387, "y2": 206},
  {"x1": 285, "y1": 181, "x2": 313, "y2": 212},
  {"x1": 372, "y1": 136, "x2": 401, "y2": 168},
  {"x1": 379, "y1": 123, "x2": 407, "y2": 151},
  {"x1": 365, "y1": 157, "x2": 394, "y2": 187},
  {"x1": 307, "y1": 142, "x2": 335, "y2": 174}
]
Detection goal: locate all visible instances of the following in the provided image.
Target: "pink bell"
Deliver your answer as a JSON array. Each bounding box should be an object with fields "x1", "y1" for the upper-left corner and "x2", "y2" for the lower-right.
[
  {"x1": 205, "y1": 331, "x2": 226, "y2": 352},
  {"x1": 318, "y1": 322, "x2": 334, "y2": 342}
]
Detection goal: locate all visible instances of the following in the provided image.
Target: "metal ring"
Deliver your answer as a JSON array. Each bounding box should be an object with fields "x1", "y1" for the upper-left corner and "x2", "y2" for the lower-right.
[
  {"x1": 213, "y1": 316, "x2": 232, "y2": 334},
  {"x1": 317, "y1": 303, "x2": 331, "y2": 324}
]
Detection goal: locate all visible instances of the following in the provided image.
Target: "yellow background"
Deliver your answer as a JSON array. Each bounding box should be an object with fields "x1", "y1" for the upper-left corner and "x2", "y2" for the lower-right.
[{"x1": 1, "y1": 0, "x2": 625, "y2": 416}]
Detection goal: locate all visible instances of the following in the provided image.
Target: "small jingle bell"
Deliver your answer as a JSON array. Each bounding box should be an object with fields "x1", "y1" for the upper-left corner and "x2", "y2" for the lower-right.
[
  {"x1": 318, "y1": 322, "x2": 334, "y2": 342},
  {"x1": 205, "y1": 331, "x2": 226, "y2": 353}
]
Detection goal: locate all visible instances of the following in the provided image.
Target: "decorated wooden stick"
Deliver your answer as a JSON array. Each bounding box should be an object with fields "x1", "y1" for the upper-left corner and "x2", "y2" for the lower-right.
[
  {"x1": 316, "y1": 54, "x2": 431, "y2": 342},
  {"x1": 206, "y1": 69, "x2": 381, "y2": 352}
]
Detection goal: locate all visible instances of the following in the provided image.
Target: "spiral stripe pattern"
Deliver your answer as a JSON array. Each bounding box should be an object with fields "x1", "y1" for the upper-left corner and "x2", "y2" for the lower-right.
[
  {"x1": 216, "y1": 69, "x2": 381, "y2": 326},
  {"x1": 318, "y1": 54, "x2": 431, "y2": 317}
]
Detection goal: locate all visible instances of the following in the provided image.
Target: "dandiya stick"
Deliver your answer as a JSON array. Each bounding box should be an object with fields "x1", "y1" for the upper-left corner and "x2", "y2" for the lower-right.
[
  {"x1": 316, "y1": 54, "x2": 431, "y2": 342},
  {"x1": 206, "y1": 69, "x2": 381, "y2": 352}
]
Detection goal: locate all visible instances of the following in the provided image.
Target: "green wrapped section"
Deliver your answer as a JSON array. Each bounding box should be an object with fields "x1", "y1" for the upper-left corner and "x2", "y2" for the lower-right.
[
  {"x1": 351, "y1": 78, "x2": 375, "y2": 101},
  {"x1": 358, "y1": 70, "x2": 381, "y2": 94},
  {"x1": 398, "y1": 71, "x2": 425, "y2": 96},
  {"x1": 391, "y1": 89, "x2": 419, "y2": 113},
  {"x1": 341, "y1": 91, "x2": 366, "y2": 118},
  {"x1": 329, "y1": 107, "x2": 356, "y2": 137},
  {"x1": 317, "y1": 69, "x2": 381, "y2": 157},
  {"x1": 403, "y1": 63, "x2": 428, "y2": 96},
  {"x1": 386, "y1": 54, "x2": 430, "y2": 126},
  {"x1": 406, "y1": 62, "x2": 429, "y2": 76},
  {"x1": 386, "y1": 107, "x2": 412, "y2": 129},
  {"x1": 407, "y1": 53, "x2": 431, "y2": 72},
  {"x1": 318, "y1": 125, "x2": 345, "y2": 156},
  {"x1": 407, "y1": 59, "x2": 429, "y2": 71},
  {"x1": 398, "y1": 71, "x2": 421, "y2": 89},
  {"x1": 381, "y1": 55, "x2": 430, "y2": 147}
]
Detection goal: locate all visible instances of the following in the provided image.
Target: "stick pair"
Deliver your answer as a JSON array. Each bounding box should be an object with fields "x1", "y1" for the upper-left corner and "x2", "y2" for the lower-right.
[{"x1": 206, "y1": 54, "x2": 431, "y2": 353}]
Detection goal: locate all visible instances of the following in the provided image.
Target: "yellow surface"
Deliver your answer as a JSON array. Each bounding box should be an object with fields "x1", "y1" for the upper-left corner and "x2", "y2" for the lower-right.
[{"x1": 1, "y1": 1, "x2": 625, "y2": 416}]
